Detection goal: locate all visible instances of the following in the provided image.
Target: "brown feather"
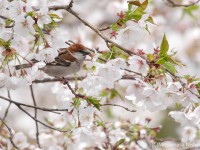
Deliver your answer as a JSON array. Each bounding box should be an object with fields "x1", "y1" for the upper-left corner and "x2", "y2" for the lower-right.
[
  {"x1": 15, "y1": 43, "x2": 87, "y2": 70},
  {"x1": 67, "y1": 43, "x2": 87, "y2": 53}
]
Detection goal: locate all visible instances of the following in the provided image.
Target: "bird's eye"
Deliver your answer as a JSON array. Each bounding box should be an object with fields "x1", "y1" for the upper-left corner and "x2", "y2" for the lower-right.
[{"x1": 78, "y1": 50, "x2": 90, "y2": 55}]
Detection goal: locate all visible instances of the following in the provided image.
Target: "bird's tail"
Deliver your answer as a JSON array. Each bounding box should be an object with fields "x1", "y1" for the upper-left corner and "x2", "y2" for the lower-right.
[{"x1": 15, "y1": 64, "x2": 33, "y2": 70}]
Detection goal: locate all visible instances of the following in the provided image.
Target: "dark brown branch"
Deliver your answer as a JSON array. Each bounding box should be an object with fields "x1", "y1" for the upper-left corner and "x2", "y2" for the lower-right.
[
  {"x1": 102, "y1": 103, "x2": 136, "y2": 113},
  {"x1": 33, "y1": 76, "x2": 86, "y2": 83},
  {"x1": 17, "y1": 105, "x2": 71, "y2": 133},
  {"x1": 63, "y1": 80, "x2": 85, "y2": 99},
  {"x1": 99, "y1": 26, "x2": 110, "y2": 31},
  {"x1": 165, "y1": 0, "x2": 200, "y2": 7},
  {"x1": 0, "y1": 95, "x2": 68, "y2": 112},
  {"x1": 47, "y1": 5, "x2": 135, "y2": 56},
  {"x1": 33, "y1": 75, "x2": 137, "y2": 84},
  {"x1": 30, "y1": 85, "x2": 41, "y2": 148}
]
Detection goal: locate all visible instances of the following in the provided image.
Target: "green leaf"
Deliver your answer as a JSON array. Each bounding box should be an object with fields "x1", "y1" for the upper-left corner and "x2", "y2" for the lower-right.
[
  {"x1": 4, "y1": 40, "x2": 11, "y2": 49},
  {"x1": 183, "y1": 5, "x2": 199, "y2": 18},
  {"x1": 49, "y1": 13, "x2": 62, "y2": 19},
  {"x1": 156, "y1": 57, "x2": 166, "y2": 64},
  {"x1": 163, "y1": 62, "x2": 177, "y2": 74},
  {"x1": 87, "y1": 97, "x2": 102, "y2": 110},
  {"x1": 146, "y1": 16, "x2": 156, "y2": 25},
  {"x1": 111, "y1": 23, "x2": 120, "y2": 31},
  {"x1": 96, "y1": 120, "x2": 106, "y2": 128},
  {"x1": 0, "y1": 38, "x2": 5, "y2": 47},
  {"x1": 5, "y1": 19, "x2": 13, "y2": 26},
  {"x1": 128, "y1": 0, "x2": 148, "y2": 10},
  {"x1": 147, "y1": 54, "x2": 154, "y2": 62},
  {"x1": 113, "y1": 139, "x2": 125, "y2": 149},
  {"x1": 128, "y1": 0, "x2": 141, "y2": 6},
  {"x1": 128, "y1": 3, "x2": 133, "y2": 10},
  {"x1": 109, "y1": 89, "x2": 118, "y2": 99},
  {"x1": 140, "y1": 0, "x2": 148, "y2": 10},
  {"x1": 132, "y1": 7, "x2": 145, "y2": 21},
  {"x1": 160, "y1": 34, "x2": 169, "y2": 56},
  {"x1": 164, "y1": 55, "x2": 185, "y2": 66},
  {"x1": 72, "y1": 98, "x2": 81, "y2": 108},
  {"x1": 149, "y1": 130, "x2": 157, "y2": 138},
  {"x1": 100, "y1": 89, "x2": 109, "y2": 97},
  {"x1": 145, "y1": 24, "x2": 150, "y2": 34}
]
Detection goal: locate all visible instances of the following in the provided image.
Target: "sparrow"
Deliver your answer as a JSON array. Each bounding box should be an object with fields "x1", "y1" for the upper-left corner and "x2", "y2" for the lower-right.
[{"x1": 15, "y1": 43, "x2": 91, "y2": 77}]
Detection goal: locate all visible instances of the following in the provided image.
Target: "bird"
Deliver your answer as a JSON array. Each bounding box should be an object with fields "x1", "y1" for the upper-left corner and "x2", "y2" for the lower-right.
[{"x1": 15, "y1": 43, "x2": 91, "y2": 77}]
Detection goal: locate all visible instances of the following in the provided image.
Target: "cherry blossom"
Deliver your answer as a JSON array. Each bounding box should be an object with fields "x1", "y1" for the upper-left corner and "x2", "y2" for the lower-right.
[
  {"x1": 36, "y1": 7, "x2": 51, "y2": 28},
  {"x1": 128, "y1": 55, "x2": 149, "y2": 75},
  {"x1": 13, "y1": 132, "x2": 29, "y2": 149},
  {"x1": 181, "y1": 126, "x2": 197, "y2": 142},
  {"x1": 8, "y1": 0, "x2": 32, "y2": 19},
  {"x1": 14, "y1": 16, "x2": 35, "y2": 36}
]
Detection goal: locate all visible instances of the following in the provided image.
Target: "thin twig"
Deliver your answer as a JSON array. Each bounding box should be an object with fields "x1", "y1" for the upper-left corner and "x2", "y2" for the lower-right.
[
  {"x1": 64, "y1": 79, "x2": 136, "y2": 113},
  {"x1": 102, "y1": 103, "x2": 136, "y2": 113},
  {"x1": 0, "y1": 117, "x2": 19, "y2": 149},
  {"x1": 33, "y1": 75, "x2": 137, "y2": 84},
  {"x1": 33, "y1": 76, "x2": 86, "y2": 83},
  {"x1": 63, "y1": 79, "x2": 85, "y2": 99},
  {"x1": 103, "y1": 125, "x2": 113, "y2": 149},
  {"x1": 0, "y1": 91, "x2": 11, "y2": 132},
  {"x1": 30, "y1": 85, "x2": 41, "y2": 148},
  {"x1": 17, "y1": 105, "x2": 71, "y2": 133},
  {"x1": 165, "y1": 0, "x2": 200, "y2": 7},
  {"x1": 99, "y1": 26, "x2": 110, "y2": 31},
  {"x1": 0, "y1": 95, "x2": 68, "y2": 113}
]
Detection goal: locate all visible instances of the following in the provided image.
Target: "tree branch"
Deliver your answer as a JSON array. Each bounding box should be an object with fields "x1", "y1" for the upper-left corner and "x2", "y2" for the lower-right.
[
  {"x1": 63, "y1": 79, "x2": 136, "y2": 113},
  {"x1": 17, "y1": 105, "x2": 71, "y2": 133},
  {"x1": 0, "y1": 91, "x2": 11, "y2": 132},
  {"x1": 47, "y1": 4, "x2": 135, "y2": 56},
  {"x1": 165, "y1": 0, "x2": 200, "y2": 7},
  {"x1": 102, "y1": 103, "x2": 136, "y2": 113},
  {"x1": 0, "y1": 95, "x2": 68, "y2": 113},
  {"x1": 30, "y1": 85, "x2": 41, "y2": 148}
]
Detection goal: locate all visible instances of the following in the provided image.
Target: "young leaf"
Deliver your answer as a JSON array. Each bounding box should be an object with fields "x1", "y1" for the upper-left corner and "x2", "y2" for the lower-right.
[
  {"x1": 128, "y1": 0, "x2": 141, "y2": 7},
  {"x1": 160, "y1": 34, "x2": 169, "y2": 56},
  {"x1": 140, "y1": 0, "x2": 148, "y2": 10},
  {"x1": 147, "y1": 54, "x2": 154, "y2": 62},
  {"x1": 146, "y1": 16, "x2": 156, "y2": 25},
  {"x1": 87, "y1": 97, "x2": 102, "y2": 110},
  {"x1": 156, "y1": 57, "x2": 166, "y2": 64},
  {"x1": 113, "y1": 139, "x2": 125, "y2": 149},
  {"x1": 163, "y1": 62, "x2": 177, "y2": 74},
  {"x1": 0, "y1": 38, "x2": 5, "y2": 47}
]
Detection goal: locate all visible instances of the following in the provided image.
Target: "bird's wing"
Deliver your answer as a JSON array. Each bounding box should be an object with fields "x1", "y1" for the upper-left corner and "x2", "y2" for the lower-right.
[
  {"x1": 15, "y1": 49, "x2": 76, "y2": 69},
  {"x1": 46, "y1": 48, "x2": 76, "y2": 67}
]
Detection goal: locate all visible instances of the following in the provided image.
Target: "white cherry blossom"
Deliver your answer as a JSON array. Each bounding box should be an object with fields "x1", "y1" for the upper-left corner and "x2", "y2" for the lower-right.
[
  {"x1": 181, "y1": 126, "x2": 197, "y2": 142},
  {"x1": 14, "y1": 16, "x2": 35, "y2": 36},
  {"x1": 36, "y1": 7, "x2": 51, "y2": 28},
  {"x1": 128, "y1": 55, "x2": 149, "y2": 75}
]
